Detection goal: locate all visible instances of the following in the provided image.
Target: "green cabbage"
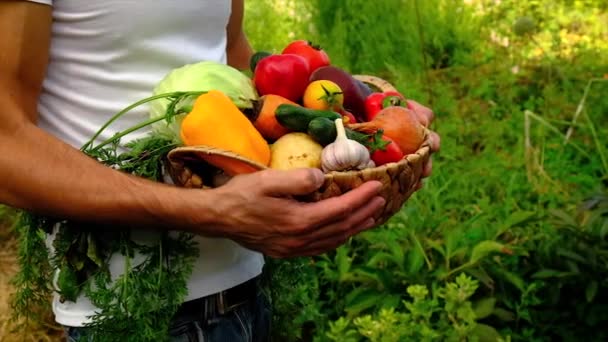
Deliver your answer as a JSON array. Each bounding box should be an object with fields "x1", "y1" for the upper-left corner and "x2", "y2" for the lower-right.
[{"x1": 148, "y1": 61, "x2": 258, "y2": 143}]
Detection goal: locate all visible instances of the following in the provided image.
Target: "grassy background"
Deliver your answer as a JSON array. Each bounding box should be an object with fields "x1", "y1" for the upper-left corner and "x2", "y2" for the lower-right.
[
  {"x1": 2, "y1": 0, "x2": 607, "y2": 341},
  {"x1": 245, "y1": 0, "x2": 608, "y2": 341}
]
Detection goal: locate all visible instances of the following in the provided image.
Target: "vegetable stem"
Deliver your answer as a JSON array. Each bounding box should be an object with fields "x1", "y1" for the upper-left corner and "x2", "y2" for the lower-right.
[
  {"x1": 90, "y1": 116, "x2": 175, "y2": 152},
  {"x1": 81, "y1": 91, "x2": 206, "y2": 152},
  {"x1": 158, "y1": 234, "x2": 164, "y2": 290},
  {"x1": 335, "y1": 118, "x2": 347, "y2": 140}
]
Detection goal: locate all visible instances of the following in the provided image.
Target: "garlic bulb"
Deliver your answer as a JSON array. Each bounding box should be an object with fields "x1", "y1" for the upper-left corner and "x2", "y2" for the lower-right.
[{"x1": 321, "y1": 118, "x2": 372, "y2": 172}]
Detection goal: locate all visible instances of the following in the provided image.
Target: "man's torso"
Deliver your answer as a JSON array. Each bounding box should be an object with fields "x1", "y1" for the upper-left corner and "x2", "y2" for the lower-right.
[{"x1": 30, "y1": 0, "x2": 264, "y2": 327}]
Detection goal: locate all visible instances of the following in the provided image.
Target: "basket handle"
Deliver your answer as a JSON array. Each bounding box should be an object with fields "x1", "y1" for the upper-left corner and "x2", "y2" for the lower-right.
[{"x1": 353, "y1": 75, "x2": 399, "y2": 93}]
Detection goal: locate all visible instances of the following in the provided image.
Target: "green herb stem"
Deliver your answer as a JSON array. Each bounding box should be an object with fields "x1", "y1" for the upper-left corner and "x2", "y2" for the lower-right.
[
  {"x1": 82, "y1": 91, "x2": 206, "y2": 152},
  {"x1": 89, "y1": 116, "x2": 175, "y2": 153},
  {"x1": 584, "y1": 110, "x2": 608, "y2": 176},
  {"x1": 158, "y1": 235, "x2": 163, "y2": 291}
]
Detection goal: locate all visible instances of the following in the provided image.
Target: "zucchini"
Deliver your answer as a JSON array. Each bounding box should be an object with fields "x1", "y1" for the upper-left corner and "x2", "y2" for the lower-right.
[
  {"x1": 307, "y1": 117, "x2": 336, "y2": 146},
  {"x1": 275, "y1": 104, "x2": 341, "y2": 132},
  {"x1": 307, "y1": 117, "x2": 371, "y2": 147}
]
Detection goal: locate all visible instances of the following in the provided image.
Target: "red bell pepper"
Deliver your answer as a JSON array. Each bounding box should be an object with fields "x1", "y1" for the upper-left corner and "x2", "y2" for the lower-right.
[{"x1": 364, "y1": 91, "x2": 406, "y2": 121}]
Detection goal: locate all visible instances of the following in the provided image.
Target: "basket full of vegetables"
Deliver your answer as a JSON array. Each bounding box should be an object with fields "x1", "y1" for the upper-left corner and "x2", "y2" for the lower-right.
[{"x1": 157, "y1": 40, "x2": 432, "y2": 225}]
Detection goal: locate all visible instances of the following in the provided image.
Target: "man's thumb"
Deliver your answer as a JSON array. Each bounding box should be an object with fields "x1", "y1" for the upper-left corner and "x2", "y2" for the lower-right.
[{"x1": 259, "y1": 168, "x2": 325, "y2": 196}]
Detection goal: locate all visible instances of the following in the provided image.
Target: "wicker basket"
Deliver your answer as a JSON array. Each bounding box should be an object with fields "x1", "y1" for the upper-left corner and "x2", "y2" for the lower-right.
[{"x1": 165, "y1": 75, "x2": 432, "y2": 225}]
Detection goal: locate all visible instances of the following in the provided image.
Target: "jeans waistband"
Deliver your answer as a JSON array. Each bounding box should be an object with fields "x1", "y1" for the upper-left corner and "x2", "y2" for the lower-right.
[{"x1": 175, "y1": 276, "x2": 260, "y2": 322}]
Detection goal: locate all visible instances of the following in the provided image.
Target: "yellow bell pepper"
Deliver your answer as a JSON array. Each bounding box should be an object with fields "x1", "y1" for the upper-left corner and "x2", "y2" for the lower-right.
[{"x1": 180, "y1": 90, "x2": 271, "y2": 175}]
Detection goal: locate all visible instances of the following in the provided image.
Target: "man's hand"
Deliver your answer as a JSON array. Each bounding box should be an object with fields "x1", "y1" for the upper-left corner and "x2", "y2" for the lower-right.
[
  {"x1": 189, "y1": 168, "x2": 385, "y2": 258},
  {"x1": 407, "y1": 100, "x2": 441, "y2": 190}
]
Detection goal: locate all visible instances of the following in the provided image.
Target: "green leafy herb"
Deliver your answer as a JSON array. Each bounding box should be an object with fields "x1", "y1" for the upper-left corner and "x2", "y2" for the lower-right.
[
  {"x1": 9, "y1": 213, "x2": 54, "y2": 329},
  {"x1": 10, "y1": 91, "x2": 207, "y2": 341}
]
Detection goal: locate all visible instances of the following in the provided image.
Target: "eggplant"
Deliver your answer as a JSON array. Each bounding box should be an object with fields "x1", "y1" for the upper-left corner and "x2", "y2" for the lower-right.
[
  {"x1": 356, "y1": 79, "x2": 373, "y2": 98},
  {"x1": 309, "y1": 66, "x2": 368, "y2": 122}
]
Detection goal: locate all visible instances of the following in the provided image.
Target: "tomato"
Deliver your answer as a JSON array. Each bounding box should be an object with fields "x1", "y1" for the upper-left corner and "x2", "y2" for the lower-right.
[
  {"x1": 253, "y1": 54, "x2": 310, "y2": 102},
  {"x1": 303, "y1": 80, "x2": 344, "y2": 111},
  {"x1": 364, "y1": 91, "x2": 406, "y2": 121},
  {"x1": 370, "y1": 134, "x2": 404, "y2": 166},
  {"x1": 282, "y1": 40, "x2": 331, "y2": 74}
]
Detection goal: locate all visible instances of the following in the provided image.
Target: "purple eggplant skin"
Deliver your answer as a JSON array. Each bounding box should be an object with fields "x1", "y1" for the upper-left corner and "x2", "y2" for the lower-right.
[
  {"x1": 356, "y1": 79, "x2": 373, "y2": 98},
  {"x1": 309, "y1": 66, "x2": 368, "y2": 122}
]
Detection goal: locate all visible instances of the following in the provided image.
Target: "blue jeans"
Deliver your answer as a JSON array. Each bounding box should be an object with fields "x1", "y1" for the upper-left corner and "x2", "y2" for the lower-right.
[{"x1": 65, "y1": 287, "x2": 271, "y2": 342}]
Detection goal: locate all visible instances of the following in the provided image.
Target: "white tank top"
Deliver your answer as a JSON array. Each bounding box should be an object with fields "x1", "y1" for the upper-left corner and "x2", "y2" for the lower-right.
[{"x1": 27, "y1": 0, "x2": 264, "y2": 327}]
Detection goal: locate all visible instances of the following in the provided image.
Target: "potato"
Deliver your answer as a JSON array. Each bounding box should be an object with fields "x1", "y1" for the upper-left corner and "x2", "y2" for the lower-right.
[{"x1": 270, "y1": 133, "x2": 323, "y2": 170}]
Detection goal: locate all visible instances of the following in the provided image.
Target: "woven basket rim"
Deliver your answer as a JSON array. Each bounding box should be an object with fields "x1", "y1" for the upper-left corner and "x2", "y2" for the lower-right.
[{"x1": 166, "y1": 127, "x2": 432, "y2": 180}]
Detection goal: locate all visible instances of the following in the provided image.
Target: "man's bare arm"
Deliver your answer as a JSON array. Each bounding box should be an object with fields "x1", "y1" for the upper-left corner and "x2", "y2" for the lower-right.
[
  {"x1": 0, "y1": 2, "x2": 213, "y2": 228},
  {"x1": 226, "y1": 0, "x2": 254, "y2": 70}
]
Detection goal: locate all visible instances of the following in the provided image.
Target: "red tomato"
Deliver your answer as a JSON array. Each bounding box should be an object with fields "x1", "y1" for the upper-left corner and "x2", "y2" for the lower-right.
[
  {"x1": 282, "y1": 40, "x2": 331, "y2": 74},
  {"x1": 370, "y1": 135, "x2": 404, "y2": 166},
  {"x1": 253, "y1": 54, "x2": 310, "y2": 102}
]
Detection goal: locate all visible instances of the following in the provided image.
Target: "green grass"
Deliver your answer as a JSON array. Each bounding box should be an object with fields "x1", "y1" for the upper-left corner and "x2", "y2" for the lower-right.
[{"x1": 246, "y1": 1, "x2": 608, "y2": 341}]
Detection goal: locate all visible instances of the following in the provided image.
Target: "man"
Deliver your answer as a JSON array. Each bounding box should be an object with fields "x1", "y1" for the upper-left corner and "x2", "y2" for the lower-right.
[{"x1": 0, "y1": 0, "x2": 440, "y2": 341}]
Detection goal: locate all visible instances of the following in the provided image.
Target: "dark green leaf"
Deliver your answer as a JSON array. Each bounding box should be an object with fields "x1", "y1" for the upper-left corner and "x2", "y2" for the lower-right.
[
  {"x1": 586, "y1": 281, "x2": 598, "y2": 302},
  {"x1": 556, "y1": 247, "x2": 587, "y2": 263},
  {"x1": 385, "y1": 237, "x2": 405, "y2": 268},
  {"x1": 492, "y1": 308, "x2": 516, "y2": 322},
  {"x1": 445, "y1": 227, "x2": 465, "y2": 257},
  {"x1": 451, "y1": 246, "x2": 470, "y2": 262},
  {"x1": 344, "y1": 288, "x2": 382, "y2": 317},
  {"x1": 336, "y1": 247, "x2": 352, "y2": 282},
  {"x1": 57, "y1": 267, "x2": 79, "y2": 302},
  {"x1": 351, "y1": 266, "x2": 395, "y2": 288},
  {"x1": 565, "y1": 260, "x2": 581, "y2": 274},
  {"x1": 405, "y1": 246, "x2": 425, "y2": 276},
  {"x1": 365, "y1": 251, "x2": 394, "y2": 267},
  {"x1": 471, "y1": 323, "x2": 503, "y2": 342},
  {"x1": 531, "y1": 269, "x2": 576, "y2": 279},
  {"x1": 496, "y1": 210, "x2": 536, "y2": 237},
  {"x1": 465, "y1": 268, "x2": 495, "y2": 289},
  {"x1": 504, "y1": 210, "x2": 536, "y2": 228},
  {"x1": 470, "y1": 241, "x2": 506, "y2": 264},
  {"x1": 68, "y1": 251, "x2": 86, "y2": 272},
  {"x1": 425, "y1": 238, "x2": 446, "y2": 257},
  {"x1": 601, "y1": 220, "x2": 608, "y2": 240},
  {"x1": 380, "y1": 294, "x2": 402, "y2": 310},
  {"x1": 491, "y1": 267, "x2": 525, "y2": 291},
  {"x1": 550, "y1": 209, "x2": 579, "y2": 227},
  {"x1": 473, "y1": 297, "x2": 497, "y2": 319},
  {"x1": 87, "y1": 233, "x2": 104, "y2": 268}
]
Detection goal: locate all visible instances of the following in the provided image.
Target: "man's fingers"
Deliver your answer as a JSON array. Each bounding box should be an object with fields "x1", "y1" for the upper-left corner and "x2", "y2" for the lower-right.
[
  {"x1": 429, "y1": 131, "x2": 441, "y2": 153},
  {"x1": 258, "y1": 168, "x2": 324, "y2": 196},
  {"x1": 240, "y1": 192, "x2": 384, "y2": 258},
  {"x1": 295, "y1": 180, "x2": 383, "y2": 231},
  {"x1": 295, "y1": 218, "x2": 377, "y2": 257},
  {"x1": 407, "y1": 100, "x2": 434, "y2": 127},
  {"x1": 293, "y1": 196, "x2": 384, "y2": 241},
  {"x1": 422, "y1": 158, "x2": 433, "y2": 178}
]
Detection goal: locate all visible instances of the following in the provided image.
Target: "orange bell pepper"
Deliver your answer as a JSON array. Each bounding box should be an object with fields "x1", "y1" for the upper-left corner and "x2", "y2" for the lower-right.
[{"x1": 180, "y1": 90, "x2": 270, "y2": 175}]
